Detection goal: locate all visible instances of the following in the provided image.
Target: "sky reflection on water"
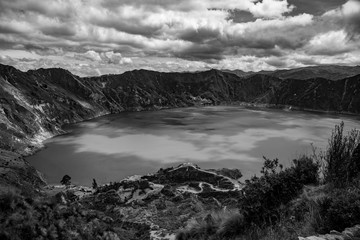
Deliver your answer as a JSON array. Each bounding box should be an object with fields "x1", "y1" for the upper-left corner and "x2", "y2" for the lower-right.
[{"x1": 27, "y1": 106, "x2": 360, "y2": 185}]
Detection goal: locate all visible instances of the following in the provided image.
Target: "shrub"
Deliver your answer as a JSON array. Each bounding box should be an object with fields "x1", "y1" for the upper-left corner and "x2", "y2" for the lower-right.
[
  {"x1": 239, "y1": 156, "x2": 319, "y2": 227},
  {"x1": 176, "y1": 156, "x2": 319, "y2": 240},
  {"x1": 175, "y1": 210, "x2": 244, "y2": 240},
  {"x1": 319, "y1": 187, "x2": 360, "y2": 232},
  {"x1": 324, "y1": 122, "x2": 360, "y2": 187},
  {"x1": 0, "y1": 189, "x2": 22, "y2": 213},
  {"x1": 0, "y1": 190, "x2": 134, "y2": 240},
  {"x1": 217, "y1": 212, "x2": 245, "y2": 238},
  {"x1": 293, "y1": 156, "x2": 319, "y2": 185},
  {"x1": 60, "y1": 174, "x2": 71, "y2": 186},
  {"x1": 286, "y1": 185, "x2": 329, "y2": 236},
  {"x1": 92, "y1": 179, "x2": 98, "y2": 189}
]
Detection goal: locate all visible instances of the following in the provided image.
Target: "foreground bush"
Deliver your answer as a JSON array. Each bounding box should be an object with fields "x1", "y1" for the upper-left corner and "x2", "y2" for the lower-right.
[
  {"x1": 176, "y1": 210, "x2": 245, "y2": 240},
  {"x1": 288, "y1": 184, "x2": 360, "y2": 235},
  {"x1": 324, "y1": 121, "x2": 360, "y2": 187},
  {"x1": 240, "y1": 156, "x2": 319, "y2": 227},
  {"x1": 319, "y1": 186, "x2": 360, "y2": 232},
  {"x1": 176, "y1": 156, "x2": 319, "y2": 239},
  {"x1": 0, "y1": 189, "x2": 148, "y2": 240}
]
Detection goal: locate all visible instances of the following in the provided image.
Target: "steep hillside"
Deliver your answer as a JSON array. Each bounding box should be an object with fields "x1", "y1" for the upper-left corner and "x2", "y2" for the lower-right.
[
  {"x1": 1, "y1": 64, "x2": 360, "y2": 188},
  {"x1": 0, "y1": 65, "x2": 110, "y2": 153},
  {"x1": 268, "y1": 75, "x2": 360, "y2": 112}
]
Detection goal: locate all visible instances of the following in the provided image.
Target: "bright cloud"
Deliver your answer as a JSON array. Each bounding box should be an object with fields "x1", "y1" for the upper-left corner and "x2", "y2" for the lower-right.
[
  {"x1": 0, "y1": 0, "x2": 359, "y2": 76},
  {"x1": 306, "y1": 30, "x2": 352, "y2": 55}
]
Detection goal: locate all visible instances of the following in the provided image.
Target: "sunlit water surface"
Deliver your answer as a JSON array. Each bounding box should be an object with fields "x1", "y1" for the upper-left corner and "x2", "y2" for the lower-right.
[{"x1": 27, "y1": 106, "x2": 360, "y2": 186}]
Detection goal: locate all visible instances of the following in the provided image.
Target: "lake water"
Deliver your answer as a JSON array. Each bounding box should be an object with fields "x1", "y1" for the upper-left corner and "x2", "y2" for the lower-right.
[{"x1": 27, "y1": 106, "x2": 360, "y2": 186}]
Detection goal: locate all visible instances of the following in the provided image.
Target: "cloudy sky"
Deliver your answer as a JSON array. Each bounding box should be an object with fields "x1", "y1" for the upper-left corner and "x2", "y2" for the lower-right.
[{"x1": 0, "y1": 0, "x2": 359, "y2": 76}]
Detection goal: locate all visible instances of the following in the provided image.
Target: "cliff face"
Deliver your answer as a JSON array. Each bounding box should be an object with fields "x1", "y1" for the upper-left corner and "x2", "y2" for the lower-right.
[
  {"x1": 268, "y1": 75, "x2": 360, "y2": 113},
  {"x1": 0, "y1": 65, "x2": 108, "y2": 153},
  {"x1": 0, "y1": 64, "x2": 360, "y2": 188}
]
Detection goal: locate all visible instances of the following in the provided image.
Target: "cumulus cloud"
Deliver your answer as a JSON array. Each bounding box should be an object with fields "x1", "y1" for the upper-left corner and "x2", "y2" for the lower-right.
[
  {"x1": 102, "y1": 51, "x2": 132, "y2": 64},
  {"x1": 83, "y1": 50, "x2": 102, "y2": 62},
  {"x1": 306, "y1": 30, "x2": 352, "y2": 55},
  {"x1": 323, "y1": 0, "x2": 360, "y2": 35},
  {"x1": 75, "y1": 50, "x2": 133, "y2": 65},
  {"x1": 250, "y1": 0, "x2": 295, "y2": 18},
  {"x1": 100, "y1": 0, "x2": 295, "y2": 19},
  {"x1": 0, "y1": 0, "x2": 359, "y2": 75}
]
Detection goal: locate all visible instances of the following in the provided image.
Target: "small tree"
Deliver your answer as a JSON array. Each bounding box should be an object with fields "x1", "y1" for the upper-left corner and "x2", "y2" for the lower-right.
[
  {"x1": 324, "y1": 122, "x2": 360, "y2": 187},
  {"x1": 60, "y1": 175, "x2": 71, "y2": 186},
  {"x1": 92, "y1": 179, "x2": 98, "y2": 189}
]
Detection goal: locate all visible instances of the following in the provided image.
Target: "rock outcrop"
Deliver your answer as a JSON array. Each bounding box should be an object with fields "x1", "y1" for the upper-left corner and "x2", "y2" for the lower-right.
[
  {"x1": 86, "y1": 164, "x2": 243, "y2": 239},
  {"x1": 299, "y1": 225, "x2": 360, "y2": 240}
]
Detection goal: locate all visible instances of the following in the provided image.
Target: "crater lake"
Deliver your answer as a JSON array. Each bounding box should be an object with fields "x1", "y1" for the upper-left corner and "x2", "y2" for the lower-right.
[{"x1": 27, "y1": 106, "x2": 360, "y2": 186}]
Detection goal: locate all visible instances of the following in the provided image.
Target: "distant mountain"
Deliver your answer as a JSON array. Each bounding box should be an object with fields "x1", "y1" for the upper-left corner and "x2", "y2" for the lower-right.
[
  {"x1": 222, "y1": 69, "x2": 273, "y2": 78},
  {"x1": 270, "y1": 65, "x2": 360, "y2": 80},
  {"x1": 223, "y1": 65, "x2": 360, "y2": 80},
  {"x1": 1, "y1": 63, "x2": 360, "y2": 187}
]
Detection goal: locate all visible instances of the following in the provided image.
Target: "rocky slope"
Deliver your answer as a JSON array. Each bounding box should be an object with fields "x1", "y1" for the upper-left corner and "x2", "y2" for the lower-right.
[
  {"x1": 53, "y1": 163, "x2": 241, "y2": 239},
  {"x1": 1, "y1": 64, "x2": 360, "y2": 188},
  {"x1": 93, "y1": 163, "x2": 242, "y2": 238},
  {"x1": 0, "y1": 163, "x2": 243, "y2": 240}
]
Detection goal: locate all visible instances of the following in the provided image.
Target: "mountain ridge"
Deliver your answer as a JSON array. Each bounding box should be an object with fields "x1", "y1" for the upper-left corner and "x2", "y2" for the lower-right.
[
  {"x1": 223, "y1": 64, "x2": 360, "y2": 80},
  {"x1": 0, "y1": 63, "x2": 360, "y2": 189}
]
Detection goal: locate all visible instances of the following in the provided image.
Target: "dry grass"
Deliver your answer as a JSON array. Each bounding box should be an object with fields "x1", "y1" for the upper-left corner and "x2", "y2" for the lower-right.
[{"x1": 176, "y1": 209, "x2": 245, "y2": 240}]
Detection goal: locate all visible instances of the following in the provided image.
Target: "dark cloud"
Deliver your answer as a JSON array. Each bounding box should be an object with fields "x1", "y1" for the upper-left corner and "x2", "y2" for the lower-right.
[
  {"x1": 91, "y1": 19, "x2": 161, "y2": 38},
  {"x1": 294, "y1": 57, "x2": 320, "y2": 66},
  {"x1": 228, "y1": 27, "x2": 316, "y2": 50},
  {"x1": 265, "y1": 58, "x2": 288, "y2": 68},
  {"x1": 0, "y1": 39, "x2": 16, "y2": 49},
  {"x1": 230, "y1": 10, "x2": 257, "y2": 23},
  {"x1": 236, "y1": 47, "x2": 285, "y2": 58},
  {"x1": 345, "y1": 11, "x2": 360, "y2": 36},
  {"x1": 319, "y1": 0, "x2": 360, "y2": 37},
  {"x1": 40, "y1": 25, "x2": 76, "y2": 37},
  {"x1": 0, "y1": 0, "x2": 74, "y2": 18},
  {"x1": 288, "y1": 0, "x2": 347, "y2": 16},
  {"x1": 174, "y1": 43, "x2": 225, "y2": 61},
  {"x1": 0, "y1": 25, "x2": 23, "y2": 34},
  {"x1": 308, "y1": 46, "x2": 352, "y2": 56},
  {"x1": 178, "y1": 28, "x2": 222, "y2": 43}
]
